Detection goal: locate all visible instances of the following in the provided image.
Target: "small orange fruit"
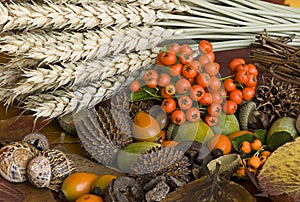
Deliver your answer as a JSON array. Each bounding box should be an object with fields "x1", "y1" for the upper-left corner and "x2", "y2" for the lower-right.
[
  {"x1": 75, "y1": 194, "x2": 104, "y2": 202},
  {"x1": 248, "y1": 156, "x2": 261, "y2": 169},
  {"x1": 59, "y1": 172, "x2": 99, "y2": 202},
  {"x1": 261, "y1": 150, "x2": 271, "y2": 157},
  {"x1": 260, "y1": 155, "x2": 268, "y2": 165},
  {"x1": 160, "y1": 130, "x2": 167, "y2": 142},
  {"x1": 228, "y1": 130, "x2": 254, "y2": 141},
  {"x1": 162, "y1": 140, "x2": 178, "y2": 147},
  {"x1": 236, "y1": 167, "x2": 246, "y2": 177},
  {"x1": 250, "y1": 138, "x2": 262, "y2": 151},
  {"x1": 247, "y1": 167, "x2": 258, "y2": 176},
  {"x1": 207, "y1": 134, "x2": 232, "y2": 157},
  {"x1": 91, "y1": 174, "x2": 118, "y2": 197},
  {"x1": 239, "y1": 141, "x2": 252, "y2": 154}
]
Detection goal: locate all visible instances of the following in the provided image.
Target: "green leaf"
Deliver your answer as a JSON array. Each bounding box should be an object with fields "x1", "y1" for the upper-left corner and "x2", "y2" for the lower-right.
[
  {"x1": 254, "y1": 129, "x2": 267, "y2": 145},
  {"x1": 267, "y1": 132, "x2": 293, "y2": 151},
  {"x1": 130, "y1": 86, "x2": 162, "y2": 102},
  {"x1": 231, "y1": 133, "x2": 254, "y2": 151}
]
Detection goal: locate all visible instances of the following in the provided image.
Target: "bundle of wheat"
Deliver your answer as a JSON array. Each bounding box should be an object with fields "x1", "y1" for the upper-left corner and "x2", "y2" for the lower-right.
[{"x1": 0, "y1": 0, "x2": 299, "y2": 118}]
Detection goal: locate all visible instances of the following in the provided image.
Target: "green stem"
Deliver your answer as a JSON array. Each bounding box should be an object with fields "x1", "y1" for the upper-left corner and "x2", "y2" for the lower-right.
[
  {"x1": 219, "y1": 74, "x2": 234, "y2": 81},
  {"x1": 141, "y1": 88, "x2": 163, "y2": 99}
]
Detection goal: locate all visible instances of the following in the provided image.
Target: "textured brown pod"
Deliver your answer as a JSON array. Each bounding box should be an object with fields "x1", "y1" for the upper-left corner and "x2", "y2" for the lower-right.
[
  {"x1": 22, "y1": 132, "x2": 50, "y2": 150},
  {"x1": 26, "y1": 149, "x2": 76, "y2": 191},
  {"x1": 0, "y1": 142, "x2": 39, "y2": 183},
  {"x1": 131, "y1": 146, "x2": 191, "y2": 186}
]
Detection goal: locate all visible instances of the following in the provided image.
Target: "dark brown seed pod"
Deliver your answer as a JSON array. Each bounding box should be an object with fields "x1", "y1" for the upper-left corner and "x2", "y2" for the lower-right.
[
  {"x1": 105, "y1": 176, "x2": 144, "y2": 202},
  {"x1": 252, "y1": 75, "x2": 300, "y2": 127},
  {"x1": 131, "y1": 146, "x2": 191, "y2": 186}
]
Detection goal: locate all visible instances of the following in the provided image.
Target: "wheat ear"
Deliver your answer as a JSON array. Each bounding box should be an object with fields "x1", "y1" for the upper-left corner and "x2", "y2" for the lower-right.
[
  {"x1": 0, "y1": 66, "x2": 22, "y2": 87},
  {"x1": 0, "y1": 1, "x2": 160, "y2": 32},
  {"x1": 108, "y1": 0, "x2": 187, "y2": 11},
  {"x1": 9, "y1": 48, "x2": 160, "y2": 102},
  {"x1": 0, "y1": 27, "x2": 178, "y2": 64},
  {"x1": 22, "y1": 73, "x2": 141, "y2": 118}
]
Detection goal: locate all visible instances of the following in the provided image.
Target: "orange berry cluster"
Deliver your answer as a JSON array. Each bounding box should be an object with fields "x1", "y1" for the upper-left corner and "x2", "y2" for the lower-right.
[
  {"x1": 236, "y1": 139, "x2": 271, "y2": 177},
  {"x1": 129, "y1": 40, "x2": 256, "y2": 126},
  {"x1": 223, "y1": 59, "x2": 258, "y2": 114}
]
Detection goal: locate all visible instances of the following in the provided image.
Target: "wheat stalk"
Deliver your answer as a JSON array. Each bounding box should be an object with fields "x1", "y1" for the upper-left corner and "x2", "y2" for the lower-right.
[
  {"x1": 0, "y1": 1, "x2": 162, "y2": 32},
  {"x1": 0, "y1": 26, "x2": 179, "y2": 64},
  {"x1": 22, "y1": 73, "x2": 140, "y2": 118},
  {"x1": 8, "y1": 47, "x2": 160, "y2": 103}
]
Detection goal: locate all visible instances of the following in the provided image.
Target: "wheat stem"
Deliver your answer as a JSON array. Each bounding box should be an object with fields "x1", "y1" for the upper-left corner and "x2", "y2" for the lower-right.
[{"x1": 0, "y1": 27, "x2": 178, "y2": 64}]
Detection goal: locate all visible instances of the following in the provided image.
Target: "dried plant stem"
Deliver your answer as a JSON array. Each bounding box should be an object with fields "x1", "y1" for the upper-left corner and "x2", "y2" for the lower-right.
[
  {"x1": 249, "y1": 32, "x2": 300, "y2": 85},
  {"x1": 8, "y1": 48, "x2": 159, "y2": 102},
  {"x1": 0, "y1": 27, "x2": 178, "y2": 64},
  {"x1": 22, "y1": 74, "x2": 139, "y2": 118},
  {"x1": 0, "y1": 1, "x2": 160, "y2": 32}
]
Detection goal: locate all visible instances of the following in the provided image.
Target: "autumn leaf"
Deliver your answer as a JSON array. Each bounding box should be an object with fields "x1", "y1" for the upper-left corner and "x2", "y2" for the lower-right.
[
  {"x1": 0, "y1": 177, "x2": 24, "y2": 202},
  {"x1": 0, "y1": 115, "x2": 52, "y2": 142}
]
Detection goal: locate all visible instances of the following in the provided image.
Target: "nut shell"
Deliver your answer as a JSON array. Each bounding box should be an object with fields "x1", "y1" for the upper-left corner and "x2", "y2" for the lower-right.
[
  {"x1": 27, "y1": 149, "x2": 76, "y2": 191},
  {"x1": 0, "y1": 142, "x2": 39, "y2": 183},
  {"x1": 22, "y1": 132, "x2": 49, "y2": 151}
]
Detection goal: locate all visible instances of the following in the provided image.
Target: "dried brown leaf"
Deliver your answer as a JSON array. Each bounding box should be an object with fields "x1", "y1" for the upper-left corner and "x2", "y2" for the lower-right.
[
  {"x1": 0, "y1": 115, "x2": 52, "y2": 142},
  {"x1": 0, "y1": 177, "x2": 24, "y2": 202}
]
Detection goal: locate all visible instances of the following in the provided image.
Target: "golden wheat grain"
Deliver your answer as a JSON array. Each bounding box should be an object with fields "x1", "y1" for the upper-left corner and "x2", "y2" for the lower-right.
[
  {"x1": 0, "y1": 1, "x2": 159, "y2": 32},
  {"x1": 0, "y1": 27, "x2": 178, "y2": 64},
  {"x1": 0, "y1": 67, "x2": 21, "y2": 87},
  {"x1": 22, "y1": 73, "x2": 139, "y2": 118},
  {"x1": 110, "y1": 0, "x2": 187, "y2": 11},
  {"x1": 9, "y1": 48, "x2": 160, "y2": 102}
]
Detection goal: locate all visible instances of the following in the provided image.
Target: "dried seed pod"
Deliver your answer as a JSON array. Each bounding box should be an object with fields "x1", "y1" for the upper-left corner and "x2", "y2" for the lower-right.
[
  {"x1": 26, "y1": 149, "x2": 76, "y2": 191},
  {"x1": 253, "y1": 75, "x2": 300, "y2": 126},
  {"x1": 0, "y1": 142, "x2": 39, "y2": 183},
  {"x1": 22, "y1": 132, "x2": 49, "y2": 151},
  {"x1": 129, "y1": 99, "x2": 156, "y2": 119},
  {"x1": 96, "y1": 106, "x2": 133, "y2": 149},
  {"x1": 145, "y1": 180, "x2": 170, "y2": 202},
  {"x1": 105, "y1": 176, "x2": 144, "y2": 202},
  {"x1": 175, "y1": 141, "x2": 213, "y2": 179},
  {"x1": 75, "y1": 109, "x2": 120, "y2": 166},
  {"x1": 110, "y1": 89, "x2": 131, "y2": 114},
  {"x1": 131, "y1": 146, "x2": 191, "y2": 186}
]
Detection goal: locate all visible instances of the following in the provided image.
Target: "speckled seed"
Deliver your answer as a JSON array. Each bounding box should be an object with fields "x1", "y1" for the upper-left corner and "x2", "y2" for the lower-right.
[
  {"x1": 27, "y1": 149, "x2": 76, "y2": 191},
  {"x1": 0, "y1": 142, "x2": 39, "y2": 183}
]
